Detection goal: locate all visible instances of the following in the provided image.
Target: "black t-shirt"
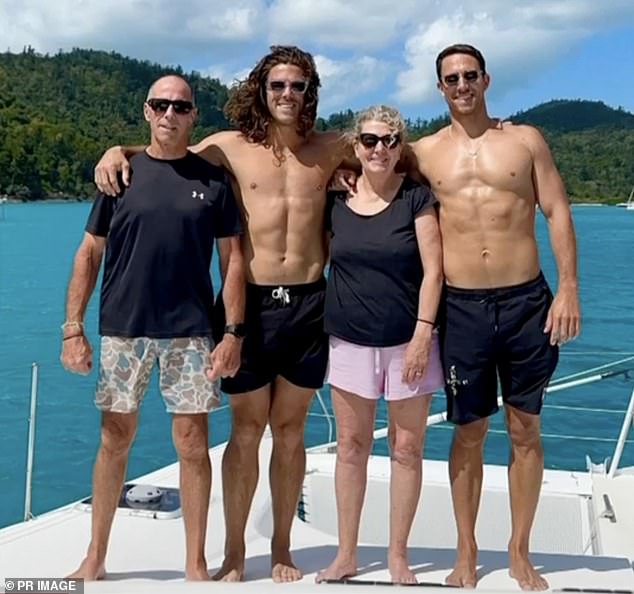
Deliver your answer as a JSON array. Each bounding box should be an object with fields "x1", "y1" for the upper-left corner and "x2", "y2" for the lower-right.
[
  {"x1": 324, "y1": 177, "x2": 437, "y2": 347},
  {"x1": 86, "y1": 151, "x2": 242, "y2": 338}
]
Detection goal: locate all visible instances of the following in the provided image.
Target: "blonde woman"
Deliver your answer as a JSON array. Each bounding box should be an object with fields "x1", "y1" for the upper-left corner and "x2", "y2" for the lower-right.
[{"x1": 317, "y1": 105, "x2": 444, "y2": 584}]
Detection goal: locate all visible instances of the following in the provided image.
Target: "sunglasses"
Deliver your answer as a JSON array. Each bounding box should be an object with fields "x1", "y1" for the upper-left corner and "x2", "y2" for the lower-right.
[
  {"x1": 442, "y1": 70, "x2": 483, "y2": 87},
  {"x1": 266, "y1": 80, "x2": 309, "y2": 94},
  {"x1": 358, "y1": 133, "x2": 401, "y2": 150},
  {"x1": 146, "y1": 98, "x2": 194, "y2": 115}
]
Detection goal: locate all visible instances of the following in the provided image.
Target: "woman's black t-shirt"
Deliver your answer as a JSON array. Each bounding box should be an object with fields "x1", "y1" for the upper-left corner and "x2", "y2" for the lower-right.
[{"x1": 324, "y1": 176, "x2": 437, "y2": 347}]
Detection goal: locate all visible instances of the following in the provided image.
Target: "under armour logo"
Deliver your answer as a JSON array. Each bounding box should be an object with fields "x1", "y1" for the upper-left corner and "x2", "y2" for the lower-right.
[
  {"x1": 446, "y1": 365, "x2": 469, "y2": 397},
  {"x1": 192, "y1": 190, "x2": 205, "y2": 200},
  {"x1": 272, "y1": 286, "x2": 291, "y2": 305}
]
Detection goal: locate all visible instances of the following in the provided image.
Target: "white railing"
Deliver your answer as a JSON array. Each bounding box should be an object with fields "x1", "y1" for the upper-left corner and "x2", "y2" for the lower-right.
[
  {"x1": 23, "y1": 362, "x2": 39, "y2": 521},
  {"x1": 19, "y1": 356, "x2": 634, "y2": 521},
  {"x1": 608, "y1": 385, "x2": 634, "y2": 478}
]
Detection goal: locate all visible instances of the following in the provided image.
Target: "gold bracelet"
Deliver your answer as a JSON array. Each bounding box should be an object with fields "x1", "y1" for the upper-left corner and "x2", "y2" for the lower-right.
[{"x1": 61, "y1": 320, "x2": 84, "y2": 332}]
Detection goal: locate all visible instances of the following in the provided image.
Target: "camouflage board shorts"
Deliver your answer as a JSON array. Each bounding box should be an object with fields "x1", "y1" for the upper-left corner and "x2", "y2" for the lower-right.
[{"x1": 95, "y1": 336, "x2": 220, "y2": 414}]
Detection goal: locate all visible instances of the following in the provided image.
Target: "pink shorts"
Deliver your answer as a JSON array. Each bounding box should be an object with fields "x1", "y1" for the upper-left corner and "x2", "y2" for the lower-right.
[{"x1": 326, "y1": 335, "x2": 444, "y2": 401}]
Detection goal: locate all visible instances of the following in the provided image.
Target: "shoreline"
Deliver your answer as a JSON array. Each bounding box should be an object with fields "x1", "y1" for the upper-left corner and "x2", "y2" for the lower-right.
[{"x1": 1, "y1": 197, "x2": 92, "y2": 204}]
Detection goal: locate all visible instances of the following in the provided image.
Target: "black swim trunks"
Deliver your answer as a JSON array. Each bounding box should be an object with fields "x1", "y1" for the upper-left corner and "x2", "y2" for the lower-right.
[
  {"x1": 216, "y1": 278, "x2": 328, "y2": 394},
  {"x1": 439, "y1": 273, "x2": 559, "y2": 425}
]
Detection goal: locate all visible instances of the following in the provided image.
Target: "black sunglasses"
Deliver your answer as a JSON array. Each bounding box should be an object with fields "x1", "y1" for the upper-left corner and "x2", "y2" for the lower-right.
[
  {"x1": 442, "y1": 70, "x2": 482, "y2": 87},
  {"x1": 358, "y1": 133, "x2": 401, "y2": 150},
  {"x1": 146, "y1": 98, "x2": 194, "y2": 115},
  {"x1": 266, "y1": 80, "x2": 309, "y2": 94}
]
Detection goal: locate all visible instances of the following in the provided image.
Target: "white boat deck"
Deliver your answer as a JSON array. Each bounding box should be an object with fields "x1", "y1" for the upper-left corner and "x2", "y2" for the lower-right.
[{"x1": 1, "y1": 433, "x2": 633, "y2": 593}]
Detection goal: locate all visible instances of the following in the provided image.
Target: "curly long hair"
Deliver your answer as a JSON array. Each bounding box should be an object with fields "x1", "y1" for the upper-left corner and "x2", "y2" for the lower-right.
[{"x1": 224, "y1": 45, "x2": 321, "y2": 144}]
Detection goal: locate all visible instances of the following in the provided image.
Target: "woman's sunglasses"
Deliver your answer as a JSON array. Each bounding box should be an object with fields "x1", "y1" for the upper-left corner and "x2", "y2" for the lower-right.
[
  {"x1": 146, "y1": 98, "x2": 195, "y2": 115},
  {"x1": 358, "y1": 133, "x2": 401, "y2": 150}
]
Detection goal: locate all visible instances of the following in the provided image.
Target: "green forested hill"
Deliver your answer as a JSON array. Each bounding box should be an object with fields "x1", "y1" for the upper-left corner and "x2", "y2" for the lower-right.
[
  {"x1": 511, "y1": 100, "x2": 634, "y2": 200},
  {"x1": 0, "y1": 47, "x2": 228, "y2": 199},
  {"x1": 512, "y1": 99, "x2": 634, "y2": 132},
  {"x1": 1, "y1": 48, "x2": 632, "y2": 202}
]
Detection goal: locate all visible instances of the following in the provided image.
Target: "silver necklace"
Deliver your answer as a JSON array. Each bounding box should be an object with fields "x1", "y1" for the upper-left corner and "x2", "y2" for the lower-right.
[{"x1": 450, "y1": 125, "x2": 491, "y2": 159}]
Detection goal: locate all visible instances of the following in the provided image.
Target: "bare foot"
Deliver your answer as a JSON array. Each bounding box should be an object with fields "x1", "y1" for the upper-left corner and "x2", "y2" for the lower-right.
[
  {"x1": 388, "y1": 554, "x2": 417, "y2": 584},
  {"x1": 66, "y1": 557, "x2": 106, "y2": 581},
  {"x1": 271, "y1": 550, "x2": 302, "y2": 583},
  {"x1": 509, "y1": 555, "x2": 548, "y2": 591},
  {"x1": 185, "y1": 564, "x2": 211, "y2": 581},
  {"x1": 445, "y1": 547, "x2": 477, "y2": 588},
  {"x1": 314, "y1": 555, "x2": 357, "y2": 583},
  {"x1": 212, "y1": 556, "x2": 244, "y2": 582}
]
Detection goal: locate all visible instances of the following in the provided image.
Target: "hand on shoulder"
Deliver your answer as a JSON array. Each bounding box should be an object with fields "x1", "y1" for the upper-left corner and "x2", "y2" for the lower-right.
[{"x1": 95, "y1": 146, "x2": 130, "y2": 196}]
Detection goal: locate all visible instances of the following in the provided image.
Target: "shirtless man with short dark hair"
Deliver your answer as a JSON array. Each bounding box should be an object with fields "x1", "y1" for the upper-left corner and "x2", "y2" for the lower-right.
[
  {"x1": 410, "y1": 44, "x2": 581, "y2": 591},
  {"x1": 95, "y1": 46, "x2": 349, "y2": 583}
]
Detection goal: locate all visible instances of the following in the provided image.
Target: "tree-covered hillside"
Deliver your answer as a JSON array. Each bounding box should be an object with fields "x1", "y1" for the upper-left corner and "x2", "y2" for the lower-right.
[
  {"x1": 512, "y1": 99, "x2": 634, "y2": 132},
  {"x1": 0, "y1": 47, "x2": 228, "y2": 199},
  {"x1": 1, "y1": 48, "x2": 632, "y2": 202}
]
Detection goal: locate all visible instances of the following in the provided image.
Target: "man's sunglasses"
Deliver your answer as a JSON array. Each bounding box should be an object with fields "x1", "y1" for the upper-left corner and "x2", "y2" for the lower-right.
[
  {"x1": 146, "y1": 98, "x2": 195, "y2": 114},
  {"x1": 266, "y1": 80, "x2": 309, "y2": 94},
  {"x1": 442, "y1": 70, "x2": 483, "y2": 87},
  {"x1": 358, "y1": 133, "x2": 401, "y2": 150}
]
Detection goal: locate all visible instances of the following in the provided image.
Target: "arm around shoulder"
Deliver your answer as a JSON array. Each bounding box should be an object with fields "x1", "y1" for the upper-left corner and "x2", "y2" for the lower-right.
[
  {"x1": 406, "y1": 136, "x2": 436, "y2": 182},
  {"x1": 95, "y1": 144, "x2": 145, "y2": 196},
  {"x1": 189, "y1": 131, "x2": 238, "y2": 170}
]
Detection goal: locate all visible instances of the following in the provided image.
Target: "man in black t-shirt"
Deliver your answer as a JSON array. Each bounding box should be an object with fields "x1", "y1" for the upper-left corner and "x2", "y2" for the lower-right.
[{"x1": 60, "y1": 75, "x2": 245, "y2": 581}]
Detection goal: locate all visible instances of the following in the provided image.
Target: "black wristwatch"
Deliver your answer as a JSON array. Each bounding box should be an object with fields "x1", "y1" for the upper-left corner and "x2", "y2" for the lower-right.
[{"x1": 224, "y1": 323, "x2": 246, "y2": 339}]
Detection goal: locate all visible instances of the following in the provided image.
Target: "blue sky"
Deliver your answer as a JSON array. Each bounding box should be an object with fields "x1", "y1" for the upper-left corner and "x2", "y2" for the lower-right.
[
  {"x1": 2, "y1": 0, "x2": 633, "y2": 121},
  {"x1": 484, "y1": 26, "x2": 634, "y2": 122}
]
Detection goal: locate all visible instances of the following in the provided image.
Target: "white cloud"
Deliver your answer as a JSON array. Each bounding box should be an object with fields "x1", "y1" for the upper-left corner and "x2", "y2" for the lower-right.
[
  {"x1": 314, "y1": 55, "x2": 390, "y2": 112},
  {"x1": 200, "y1": 65, "x2": 251, "y2": 87},
  {"x1": 267, "y1": 0, "x2": 422, "y2": 49},
  {"x1": 0, "y1": 0, "x2": 266, "y2": 63},
  {"x1": 1, "y1": 0, "x2": 633, "y2": 111},
  {"x1": 185, "y1": 5, "x2": 262, "y2": 41},
  {"x1": 394, "y1": 1, "x2": 634, "y2": 104}
]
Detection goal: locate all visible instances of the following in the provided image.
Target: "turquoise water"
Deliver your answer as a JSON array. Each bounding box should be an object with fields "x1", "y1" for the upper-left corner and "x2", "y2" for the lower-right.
[{"x1": 1, "y1": 202, "x2": 633, "y2": 529}]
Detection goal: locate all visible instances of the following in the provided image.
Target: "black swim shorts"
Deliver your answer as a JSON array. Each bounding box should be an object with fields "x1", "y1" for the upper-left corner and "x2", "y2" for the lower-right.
[
  {"x1": 438, "y1": 273, "x2": 559, "y2": 425},
  {"x1": 216, "y1": 278, "x2": 328, "y2": 395}
]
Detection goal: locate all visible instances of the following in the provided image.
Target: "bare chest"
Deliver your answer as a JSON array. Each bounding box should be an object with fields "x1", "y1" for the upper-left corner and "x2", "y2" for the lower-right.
[
  {"x1": 426, "y1": 138, "x2": 534, "y2": 199},
  {"x1": 230, "y1": 145, "x2": 332, "y2": 200}
]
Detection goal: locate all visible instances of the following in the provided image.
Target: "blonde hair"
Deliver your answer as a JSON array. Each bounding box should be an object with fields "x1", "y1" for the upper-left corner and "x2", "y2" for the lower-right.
[{"x1": 346, "y1": 104, "x2": 407, "y2": 145}]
